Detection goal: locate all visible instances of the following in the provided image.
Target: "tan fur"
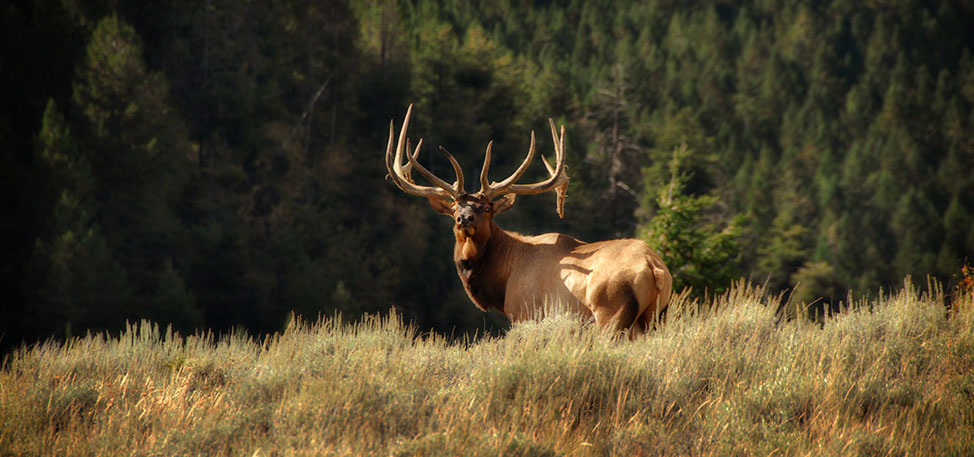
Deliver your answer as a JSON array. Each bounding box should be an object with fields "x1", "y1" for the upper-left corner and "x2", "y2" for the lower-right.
[
  {"x1": 457, "y1": 232, "x2": 478, "y2": 260},
  {"x1": 385, "y1": 106, "x2": 672, "y2": 335},
  {"x1": 453, "y1": 210, "x2": 672, "y2": 337}
]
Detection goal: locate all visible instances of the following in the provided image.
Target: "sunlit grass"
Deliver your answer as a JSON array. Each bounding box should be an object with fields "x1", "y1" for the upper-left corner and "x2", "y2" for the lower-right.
[{"x1": 2, "y1": 280, "x2": 972, "y2": 456}]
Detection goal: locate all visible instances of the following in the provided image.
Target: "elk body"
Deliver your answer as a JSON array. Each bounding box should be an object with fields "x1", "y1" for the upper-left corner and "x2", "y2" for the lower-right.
[{"x1": 385, "y1": 105, "x2": 672, "y2": 335}]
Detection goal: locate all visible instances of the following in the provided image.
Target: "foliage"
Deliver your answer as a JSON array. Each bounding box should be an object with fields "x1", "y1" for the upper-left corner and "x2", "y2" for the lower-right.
[
  {"x1": 789, "y1": 260, "x2": 845, "y2": 310},
  {"x1": 2, "y1": 0, "x2": 973, "y2": 349},
  {"x1": 958, "y1": 264, "x2": 974, "y2": 295},
  {"x1": 26, "y1": 99, "x2": 134, "y2": 339},
  {"x1": 639, "y1": 143, "x2": 741, "y2": 296},
  {"x1": 2, "y1": 282, "x2": 972, "y2": 456}
]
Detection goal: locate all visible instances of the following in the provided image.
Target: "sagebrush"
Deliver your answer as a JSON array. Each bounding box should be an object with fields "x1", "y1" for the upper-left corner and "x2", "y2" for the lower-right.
[{"x1": 2, "y1": 280, "x2": 972, "y2": 456}]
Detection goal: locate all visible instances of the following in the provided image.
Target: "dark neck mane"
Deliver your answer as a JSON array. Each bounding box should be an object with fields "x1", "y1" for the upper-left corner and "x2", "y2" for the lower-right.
[{"x1": 455, "y1": 222, "x2": 518, "y2": 312}]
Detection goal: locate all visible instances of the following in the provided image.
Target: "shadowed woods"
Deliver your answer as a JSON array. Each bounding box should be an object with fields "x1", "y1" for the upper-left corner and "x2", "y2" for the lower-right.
[{"x1": 4, "y1": 0, "x2": 973, "y2": 352}]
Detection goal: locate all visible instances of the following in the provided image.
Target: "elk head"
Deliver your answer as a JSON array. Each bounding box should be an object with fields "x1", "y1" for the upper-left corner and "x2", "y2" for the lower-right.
[{"x1": 385, "y1": 105, "x2": 570, "y2": 262}]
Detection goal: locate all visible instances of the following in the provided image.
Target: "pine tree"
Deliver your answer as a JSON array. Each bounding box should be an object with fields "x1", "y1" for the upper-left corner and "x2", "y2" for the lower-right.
[
  {"x1": 149, "y1": 258, "x2": 203, "y2": 334},
  {"x1": 28, "y1": 99, "x2": 133, "y2": 339},
  {"x1": 72, "y1": 14, "x2": 192, "y2": 296},
  {"x1": 583, "y1": 63, "x2": 642, "y2": 236},
  {"x1": 639, "y1": 143, "x2": 741, "y2": 296}
]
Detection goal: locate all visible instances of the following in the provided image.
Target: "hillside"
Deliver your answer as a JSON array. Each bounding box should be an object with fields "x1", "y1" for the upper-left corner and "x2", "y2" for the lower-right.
[
  {"x1": 3, "y1": 0, "x2": 973, "y2": 350},
  {"x1": 2, "y1": 281, "x2": 972, "y2": 456}
]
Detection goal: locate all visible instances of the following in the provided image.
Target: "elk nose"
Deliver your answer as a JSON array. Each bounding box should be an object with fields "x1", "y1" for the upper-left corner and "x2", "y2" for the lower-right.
[{"x1": 457, "y1": 214, "x2": 474, "y2": 225}]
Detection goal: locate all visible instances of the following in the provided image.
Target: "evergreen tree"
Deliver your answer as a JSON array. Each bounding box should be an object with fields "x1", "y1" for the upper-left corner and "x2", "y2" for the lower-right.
[
  {"x1": 149, "y1": 258, "x2": 203, "y2": 334},
  {"x1": 71, "y1": 14, "x2": 193, "y2": 303},
  {"x1": 27, "y1": 99, "x2": 133, "y2": 339},
  {"x1": 639, "y1": 143, "x2": 741, "y2": 296},
  {"x1": 583, "y1": 64, "x2": 642, "y2": 237},
  {"x1": 4, "y1": 0, "x2": 974, "y2": 349}
]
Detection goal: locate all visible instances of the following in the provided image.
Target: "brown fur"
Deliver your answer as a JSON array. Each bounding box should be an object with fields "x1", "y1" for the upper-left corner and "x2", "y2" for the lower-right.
[
  {"x1": 386, "y1": 106, "x2": 671, "y2": 335},
  {"x1": 455, "y1": 228, "x2": 480, "y2": 261},
  {"x1": 434, "y1": 194, "x2": 672, "y2": 336}
]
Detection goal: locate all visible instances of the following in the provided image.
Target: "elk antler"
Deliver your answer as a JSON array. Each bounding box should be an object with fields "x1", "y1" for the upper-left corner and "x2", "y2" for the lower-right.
[
  {"x1": 479, "y1": 119, "x2": 570, "y2": 218},
  {"x1": 385, "y1": 104, "x2": 465, "y2": 200}
]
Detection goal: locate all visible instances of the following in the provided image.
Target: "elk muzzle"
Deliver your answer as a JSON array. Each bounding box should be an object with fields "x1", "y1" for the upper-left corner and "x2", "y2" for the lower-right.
[{"x1": 457, "y1": 213, "x2": 475, "y2": 227}]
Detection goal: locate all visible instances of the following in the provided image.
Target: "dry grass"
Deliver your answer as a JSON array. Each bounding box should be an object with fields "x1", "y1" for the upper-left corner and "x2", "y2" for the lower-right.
[{"x1": 2, "y1": 280, "x2": 973, "y2": 456}]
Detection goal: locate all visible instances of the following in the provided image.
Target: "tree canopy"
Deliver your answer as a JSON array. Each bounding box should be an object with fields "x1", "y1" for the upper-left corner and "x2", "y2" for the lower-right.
[{"x1": 2, "y1": 0, "x2": 972, "y2": 349}]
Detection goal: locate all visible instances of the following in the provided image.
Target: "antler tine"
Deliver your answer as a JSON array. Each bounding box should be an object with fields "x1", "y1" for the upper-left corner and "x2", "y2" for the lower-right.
[
  {"x1": 438, "y1": 146, "x2": 465, "y2": 195},
  {"x1": 405, "y1": 141, "x2": 462, "y2": 197},
  {"x1": 385, "y1": 119, "x2": 407, "y2": 183},
  {"x1": 385, "y1": 104, "x2": 460, "y2": 200},
  {"x1": 496, "y1": 118, "x2": 569, "y2": 217},
  {"x1": 386, "y1": 106, "x2": 568, "y2": 215},
  {"x1": 478, "y1": 141, "x2": 493, "y2": 195},
  {"x1": 488, "y1": 120, "x2": 568, "y2": 194},
  {"x1": 480, "y1": 130, "x2": 535, "y2": 198},
  {"x1": 401, "y1": 138, "x2": 422, "y2": 183}
]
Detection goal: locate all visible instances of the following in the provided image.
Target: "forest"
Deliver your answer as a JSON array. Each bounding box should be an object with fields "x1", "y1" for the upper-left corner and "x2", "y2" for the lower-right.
[{"x1": 2, "y1": 0, "x2": 973, "y2": 350}]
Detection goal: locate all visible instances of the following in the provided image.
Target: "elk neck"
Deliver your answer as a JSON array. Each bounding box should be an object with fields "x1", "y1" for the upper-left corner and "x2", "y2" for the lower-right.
[{"x1": 453, "y1": 219, "x2": 521, "y2": 312}]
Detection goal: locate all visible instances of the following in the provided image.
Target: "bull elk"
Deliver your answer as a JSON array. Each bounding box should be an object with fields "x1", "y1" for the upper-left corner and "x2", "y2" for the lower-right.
[{"x1": 385, "y1": 105, "x2": 672, "y2": 335}]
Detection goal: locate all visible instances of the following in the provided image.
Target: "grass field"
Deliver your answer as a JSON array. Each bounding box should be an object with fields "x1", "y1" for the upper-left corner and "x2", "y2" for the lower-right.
[{"x1": 2, "y1": 280, "x2": 973, "y2": 456}]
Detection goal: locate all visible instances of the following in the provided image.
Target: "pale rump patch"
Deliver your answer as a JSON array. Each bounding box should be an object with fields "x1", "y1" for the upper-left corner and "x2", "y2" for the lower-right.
[{"x1": 652, "y1": 266, "x2": 672, "y2": 308}]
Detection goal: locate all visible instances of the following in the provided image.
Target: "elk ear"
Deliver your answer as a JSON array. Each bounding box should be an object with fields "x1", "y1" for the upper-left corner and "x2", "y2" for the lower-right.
[
  {"x1": 492, "y1": 194, "x2": 517, "y2": 215},
  {"x1": 427, "y1": 195, "x2": 455, "y2": 216}
]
